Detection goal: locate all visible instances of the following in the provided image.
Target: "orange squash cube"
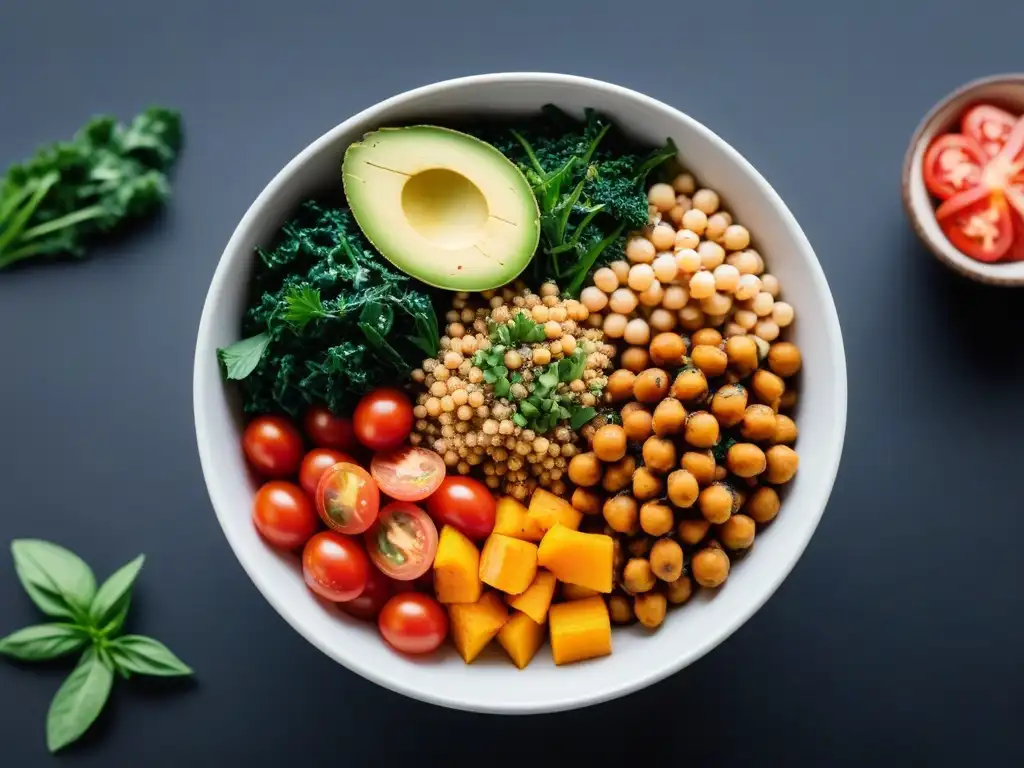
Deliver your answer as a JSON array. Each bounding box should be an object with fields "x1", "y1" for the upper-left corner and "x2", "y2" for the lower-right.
[
  {"x1": 548, "y1": 596, "x2": 612, "y2": 666},
  {"x1": 449, "y1": 592, "x2": 508, "y2": 663},
  {"x1": 527, "y1": 488, "x2": 583, "y2": 532},
  {"x1": 433, "y1": 525, "x2": 482, "y2": 604},
  {"x1": 538, "y1": 524, "x2": 614, "y2": 593},
  {"x1": 507, "y1": 569, "x2": 557, "y2": 624},
  {"x1": 498, "y1": 612, "x2": 546, "y2": 669},
  {"x1": 493, "y1": 497, "x2": 545, "y2": 542},
  {"x1": 479, "y1": 534, "x2": 538, "y2": 595}
]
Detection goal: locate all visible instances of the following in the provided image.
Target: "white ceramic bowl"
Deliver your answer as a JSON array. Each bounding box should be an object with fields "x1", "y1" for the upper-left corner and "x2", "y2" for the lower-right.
[{"x1": 194, "y1": 73, "x2": 847, "y2": 714}]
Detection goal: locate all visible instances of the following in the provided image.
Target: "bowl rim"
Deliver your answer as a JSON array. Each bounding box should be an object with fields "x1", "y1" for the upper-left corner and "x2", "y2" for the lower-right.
[
  {"x1": 901, "y1": 72, "x2": 1024, "y2": 285},
  {"x1": 194, "y1": 71, "x2": 848, "y2": 713}
]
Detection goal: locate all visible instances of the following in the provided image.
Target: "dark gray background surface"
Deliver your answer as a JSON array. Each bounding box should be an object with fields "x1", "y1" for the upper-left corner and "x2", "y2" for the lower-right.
[{"x1": 2, "y1": 0, "x2": 1023, "y2": 765}]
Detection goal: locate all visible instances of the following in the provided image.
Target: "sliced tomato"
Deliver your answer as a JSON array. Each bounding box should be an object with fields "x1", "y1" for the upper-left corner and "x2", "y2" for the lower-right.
[
  {"x1": 370, "y1": 446, "x2": 446, "y2": 502},
  {"x1": 315, "y1": 462, "x2": 380, "y2": 534},
  {"x1": 923, "y1": 133, "x2": 987, "y2": 200},
  {"x1": 1005, "y1": 186, "x2": 1024, "y2": 261},
  {"x1": 984, "y1": 117, "x2": 1024, "y2": 189},
  {"x1": 364, "y1": 502, "x2": 438, "y2": 581},
  {"x1": 935, "y1": 186, "x2": 1015, "y2": 263},
  {"x1": 962, "y1": 104, "x2": 1019, "y2": 157}
]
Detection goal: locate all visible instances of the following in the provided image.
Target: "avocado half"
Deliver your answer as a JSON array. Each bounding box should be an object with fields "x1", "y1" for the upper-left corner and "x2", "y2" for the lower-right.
[{"x1": 342, "y1": 126, "x2": 540, "y2": 291}]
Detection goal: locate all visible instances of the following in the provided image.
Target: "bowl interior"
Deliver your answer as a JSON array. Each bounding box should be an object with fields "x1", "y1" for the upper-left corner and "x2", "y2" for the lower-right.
[
  {"x1": 194, "y1": 74, "x2": 847, "y2": 713},
  {"x1": 904, "y1": 76, "x2": 1024, "y2": 284}
]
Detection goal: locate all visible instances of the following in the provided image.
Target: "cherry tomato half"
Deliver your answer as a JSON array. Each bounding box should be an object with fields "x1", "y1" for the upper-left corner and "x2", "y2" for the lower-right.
[
  {"x1": 962, "y1": 104, "x2": 1019, "y2": 158},
  {"x1": 923, "y1": 133, "x2": 987, "y2": 200},
  {"x1": 252, "y1": 481, "x2": 318, "y2": 550},
  {"x1": 353, "y1": 388, "x2": 414, "y2": 451},
  {"x1": 242, "y1": 416, "x2": 304, "y2": 479},
  {"x1": 378, "y1": 593, "x2": 448, "y2": 655},
  {"x1": 339, "y1": 566, "x2": 393, "y2": 621},
  {"x1": 304, "y1": 406, "x2": 358, "y2": 452},
  {"x1": 425, "y1": 476, "x2": 496, "y2": 541},
  {"x1": 364, "y1": 502, "x2": 438, "y2": 581},
  {"x1": 316, "y1": 462, "x2": 380, "y2": 534},
  {"x1": 299, "y1": 448, "x2": 356, "y2": 498},
  {"x1": 984, "y1": 117, "x2": 1024, "y2": 188},
  {"x1": 936, "y1": 186, "x2": 1015, "y2": 263},
  {"x1": 370, "y1": 446, "x2": 446, "y2": 502},
  {"x1": 302, "y1": 531, "x2": 370, "y2": 602}
]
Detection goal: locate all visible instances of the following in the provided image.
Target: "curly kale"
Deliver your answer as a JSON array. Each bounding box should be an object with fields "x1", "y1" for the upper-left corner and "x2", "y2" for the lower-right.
[{"x1": 217, "y1": 201, "x2": 439, "y2": 416}]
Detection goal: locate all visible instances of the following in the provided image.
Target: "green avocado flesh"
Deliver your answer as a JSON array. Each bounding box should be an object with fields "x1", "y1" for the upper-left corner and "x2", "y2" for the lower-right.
[{"x1": 342, "y1": 126, "x2": 540, "y2": 291}]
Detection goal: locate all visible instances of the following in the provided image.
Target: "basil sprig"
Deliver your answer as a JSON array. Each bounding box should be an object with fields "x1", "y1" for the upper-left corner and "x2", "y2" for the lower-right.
[{"x1": 0, "y1": 540, "x2": 192, "y2": 753}]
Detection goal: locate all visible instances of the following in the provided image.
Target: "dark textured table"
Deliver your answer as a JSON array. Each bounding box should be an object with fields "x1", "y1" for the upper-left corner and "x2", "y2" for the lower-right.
[{"x1": 3, "y1": 1, "x2": 1024, "y2": 765}]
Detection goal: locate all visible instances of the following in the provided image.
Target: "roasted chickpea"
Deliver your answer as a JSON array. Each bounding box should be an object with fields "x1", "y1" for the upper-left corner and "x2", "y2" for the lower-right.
[
  {"x1": 642, "y1": 436, "x2": 677, "y2": 473},
  {"x1": 652, "y1": 397, "x2": 687, "y2": 436},
  {"x1": 751, "y1": 369, "x2": 785, "y2": 408},
  {"x1": 593, "y1": 424, "x2": 628, "y2": 462},
  {"x1": 612, "y1": 538, "x2": 626, "y2": 572},
  {"x1": 768, "y1": 342, "x2": 802, "y2": 377},
  {"x1": 765, "y1": 445, "x2": 799, "y2": 484},
  {"x1": 620, "y1": 401, "x2": 646, "y2": 418},
  {"x1": 773, "y1": 414, "x2": 798, "y2": 444},
  {"x1": 677, "y1": 517, "x2": 711, "y2": 545},
  {"x1": 572, "y1": 487, "x2": 603, "y2": 515},
  {"x1": 779, "y1": 388, "x2": 798, "y2": 411},
  {"x1": 725, "y1": 334, "x2": 759, "y2": 371},
  {"x1": 608, "y1": 595, "x2": 634, "y2": 624},
  {"x1": 620, "y1": 346, "x2": 651, "y2": 373},
  {"x1": 746, "y1": 485, "x2": 780, "y2": 523},
  {"x1": 692, "y1": 547, "x2": 730, "y2": 587},
  {"x1": 622, "y1": 407, "x2": 654, "y2": 442},
  {"x1": 684, "y1": 411, "x2": 720, "y2": 448},
  {"x1": 699, "y1": 482, "x2": 736, "y2": 523},
  {"x1": 634, "y1": 592, "x2": 668, "y2": 629},
  {"x1": 640, "y1": 501, "x2": 674, "y2": 537},
  {"x1": 720, "y1": 514, "x2": 756, "y2": 550},
  {"x1": 681, "y1": 450, "x2": 716, "y2": 486},
  {"x1": 711, "y1": 383, "x2": 748, "y2": 427},
  {"x1": 665, "y1": 575, "x2": 694, "y2": 604},
  {"x1": 632, "y1": 467, "x2": 664, "y2": 500},
  {"x1": 627, "y1": 536, "x2": 653, "y2": 557},
  {"x1": 602, "y1": 455, "x2": 636, "y2": 493},
  {"x1": 690, "y1": 344, "x2": 728, "y2": 377},
  {"x1": 623, "y1": 558, "x2": 656, "y2": 594},
  {"x1": 649, "y1": 332, "x2": 686, "y2": 367},
  {"x1": 606, "y1": 370, "x2": 637, "y2": 402},
  {"x1": 634, "y1": 368, "x2": 671, "y2": 403},
  {"x1": 604, "y1": 494, "x2": 639, "y2": 534},
  {"x1": 568, "y1": 452, "x2": 602, "y2": 487},
  {"x1": 741, "y1": 404, "x2": 778, "y2": 441},
  {"x1": 666, "y1": 469, "x2": 699, "y2": 508},
  {"x1": 672, "y1": 367, "x2": 709, "y2": 402},
  {"x1": 562, "y1": 583, "x2": 600, "y2": 600},
  {"x1": 689, "y1": 328, "x2": 719, "y2": 347},
  {"x1": 650, "y1": 538, "x2": 684, "y2": 582},
  {"x1": 727, "y1": 442, "x2": 767, "y2": 477}
]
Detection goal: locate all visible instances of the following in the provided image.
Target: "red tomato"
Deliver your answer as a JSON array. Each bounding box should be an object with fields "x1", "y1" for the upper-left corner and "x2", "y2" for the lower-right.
[
  {"x1": 370, "y1": 446, "x2": 446, "y2": 502},
  {"x1": 936, "y1": 186, "x2": 1015, "y2": 263},
  {"x1": 316, "y1": 462, "x2": 380, "y2": 534},
  {"x1": 252, "y1": 481, "x2": 318, "y2": 550},
  {"x1": 353, "y1": 388, "x2": 414, "y2": 451},
  {"x1": 984, "y1": 117, "x2": 1024, "y2": 188},
  {"x1": 364, "y1": 502, "x2": 438, "y2": 581},
  {"x1": 1006, "y1": 187, "x2": 1024, "y2": 261},
  {"x1": 299, "y1": 448, "x2": 355, "y2": 498},
  {"x1": 923, "y1": 133, "x2": 987, "y2": 200},
  {"x1": 378, "y1": 593, "x2": 448, "y2": 655},
  {"x1": 962, "y1": 104, "x2": 1019, "y2": 157},
  {"x1": 304, "y1": 406, "x2": 358, "y2": 452},
  {"x1": 242, "y1": 416, "x2": 304, "y2": 478},
  {"x1": 339, "y1": 566, "x2": 392, "y2": 621},
  {"x1": 302, "y1": 531, "x2": 370, "y2": 602},
  {"x1": 425, "y1": 476, "x2": 496, "y2": 541}
]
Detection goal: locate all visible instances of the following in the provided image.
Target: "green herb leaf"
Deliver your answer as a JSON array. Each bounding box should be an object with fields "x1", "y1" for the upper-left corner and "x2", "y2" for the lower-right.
[
  {"x1": 89, "y1": 554, "x2": 145, "y2": 635},
  {"x1": 493, "y1": 377, "x2": 511, "y2": 398},
  {"x1": 46, "y1": 648, "x2": 114, "y2": 753},
  {"x1": 108, "y1": 635, "x2": 192, "y2": 678},
  {"x1": 216, "y1": 333, "x2": 271, "y2": 381},
  {"x1": 283, "y1": 286, "x2": 332, "y2": 329},
  {"x1": 520, "y1": 401, "x2": 539, "y2": 418},
  {"x1": 570, "y1": 407, "x2": 598, "y2": 430},
  {"x1": 0, "y1": 624, "x2": 88, "y2": 662},
  {"x1": 483, "y1": 369, "x2": 498, "y2": 384},
  {"x1": 513, "y1": 413, "x2": 528, "y2": 428},
  {"x1": 538, "y1": 370, "x2": 559, "y2": 390},
  {"x1": 11, "y1": 540, "x2": 96, "y2": 622}
]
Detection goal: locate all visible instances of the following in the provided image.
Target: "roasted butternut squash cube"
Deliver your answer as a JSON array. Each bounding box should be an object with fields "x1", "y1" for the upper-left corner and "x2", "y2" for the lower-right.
[
  {"x1": 433, "y1": 525, "x2": 482, "y2": 604},
  {"x1": 548, "y1": 596, "x2": 612, "y2": 666},
  {"x1": 561, "y1": 582, "x2": 601, "y2": 601},
  {"x1": 479, "y1": 534, "x2": 538, "y2": 595},
  {"x1": 538, "y1": 524, "x2": 614, "y2": 593},
  {"x1": 498, "y1": 612, "x2": 546, "y2": 669},
  {"x1": 528, "y1": 488, "x2": 583, "y2": 532},
  {"x1": 507, "y1": 569, "x2": 557, "y2": 624},
  {"x1": 449, "y1": 592, "x2": 508, "y2": 663},
  {"x1": 493, "y1": 497, "x2": 545, "y2": 542}
]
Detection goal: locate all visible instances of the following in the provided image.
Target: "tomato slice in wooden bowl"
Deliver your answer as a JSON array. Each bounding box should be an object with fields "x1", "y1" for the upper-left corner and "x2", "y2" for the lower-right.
[
  {"x1": 923, "y1": 133, "x2": 987, "y2": 200},
  {"x1": 962, "y1": 104, "x2": 1019, "y2": 158},
  {"x1": 936, "y1": 186, "x2": 1015, "y2": 263},
  {"x1": 364, "y1": 502, "x2": 438, "y2": 581}
]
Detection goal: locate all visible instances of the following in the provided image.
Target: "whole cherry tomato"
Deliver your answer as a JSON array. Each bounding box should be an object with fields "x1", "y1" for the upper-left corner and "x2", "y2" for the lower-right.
[
  {"x1": 425, "y1": 476, "x2": 496, "y2": 541},
  {"x1": 353, "y1": 388, "x2": 414, "y2": 451},
  {"x1": 242, "y1": 416, "x2": 304, "y2": 478},
  {"x1": 299, "y1": 448, "x2": 356, "y2": 498},
  {"x1": 378, "y1": 593, "x2": 448, "y2": 655},
  {"x1": 304, "y1": 406, "x2": 358, "y2": 452},
  {"x1": 252, "y1": 481, "x2": 318, "y2": 550},
  {"x1": 302, "y1": 531, "x2": 370, "y2": 602},
  {"x1": 339, "y1": 566, "x2": 392, "y2": 621}
]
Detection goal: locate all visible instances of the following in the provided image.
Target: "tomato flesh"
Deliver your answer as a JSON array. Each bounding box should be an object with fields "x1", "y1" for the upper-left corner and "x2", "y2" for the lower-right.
[
  {"x1": 304, "y1": 406, "x2": 358, "y2": 452},
  {"x1": 302, "y1": 531, "x2": 370, "y2": 602},
  {"x1": 299, "y1": 448, "x2": 356, "y2": 498},
  {"x1": 370, "y1": 446, "x2": 446, "y2": 502},
  {"x1": 923, "y1": 133, "x2": 987, "y2": 200},
  {"x1": 962, "y1": 104, "x2": 1019, "y2": 157},
  {"x1": 353, "y1": 388, "x2": 414, "y2": 451},
  {"x1": 316, "y1": 462, "x2": 380, "y2": 534},
  {"x1": 425, "y1": 476, "x2": 496, "y2": 541},
  {"x1": 242, "y1": 416, "x2": 304, "y2": 479},
  {"x1": 339, "y1": 566, "x2": 393, "y2": 621},
  {"x1": 252, "y1": 481, "x2": 318, "y2": 550},
  {"x1": 364, "y1": 502, "x2": 438, "y2": 581},
  {"x1": 378, "y1": 593, "x2": 448, "y2": 655},
  {"x1": 936, "y1": 187, "x2": 1014, "y2": 263}
]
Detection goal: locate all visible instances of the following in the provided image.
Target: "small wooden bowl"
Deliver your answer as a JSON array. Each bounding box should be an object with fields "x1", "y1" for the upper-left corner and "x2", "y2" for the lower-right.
[{"x1": 902, "y1": 74, "x2": 1024, "y2": 285}]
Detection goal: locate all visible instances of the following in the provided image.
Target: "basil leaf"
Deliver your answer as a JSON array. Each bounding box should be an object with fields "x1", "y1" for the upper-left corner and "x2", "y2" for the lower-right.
[
  {"x1": 538, "y1": 370, "x2": 559, "y2": 390},
  {"x1": 11, "y1": 540, "x2": 96, "y2": 622},
  {"x1": 0, "y1": 624, "x2": 88, "y2": 661},
  {"x1": 46, "y1": 648, "x2": 114, "y2": 753},
  {"x1": 493, "y1": 377, "x2": 511, "y2": 398},
  {"x1": 520, "y1": 401, "x2": 539, "y2": 418},
  {"x1": 108, "y1": 635, "x2": 192, "y2": 678},
  {"x1": 216, "y1": 333, "x2": 271, "y2": 381},
  {"x1": 483, "y1": 369, "x2": 497, "y2": 384},
  {"x1": 571, "y1": 407, "x2": 598, "y2": 430},
  {"x1": 512, "y1": 413, "x2": 527, "y2": 427},
  {"x1": 89, "y1": 555, "x2": 144, "y2": 634}
]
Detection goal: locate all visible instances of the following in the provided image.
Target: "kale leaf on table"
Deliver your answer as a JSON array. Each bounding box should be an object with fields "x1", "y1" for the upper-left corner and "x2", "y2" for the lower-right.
[
  {"x1": 0, "y1": 107, "x2": 182, "y2": 271},
  {"x1": 217, "y1": 201, "x2": 440, "y2": 417}
]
